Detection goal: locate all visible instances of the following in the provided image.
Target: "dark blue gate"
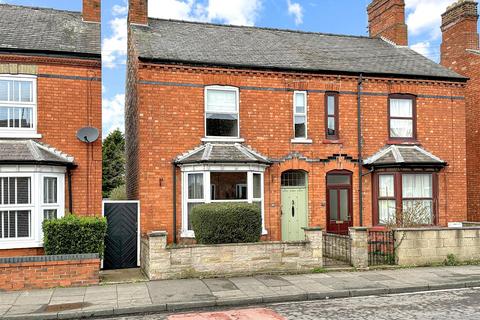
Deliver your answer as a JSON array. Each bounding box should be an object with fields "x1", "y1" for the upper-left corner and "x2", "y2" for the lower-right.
[{"x1": 103, "y1": 201, "x2": 139, "y2": 270}]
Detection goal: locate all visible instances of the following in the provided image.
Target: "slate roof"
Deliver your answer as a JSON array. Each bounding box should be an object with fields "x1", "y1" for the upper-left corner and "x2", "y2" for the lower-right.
[
  {"x1": 0, "y1": 140, "x2": 75, "y2": 166},
  {"x1": 363, "y1": 145, "x2": 446, "y2": 168},
  {"x1": 175, "y1": 143, "x2": 271, "y2": 165},
  {"x1": 130, "y1": 19, "x2": 466, "y2": 81},
  {"x1": 0, "y1": 4, "x2": 100, "y2": 57}
]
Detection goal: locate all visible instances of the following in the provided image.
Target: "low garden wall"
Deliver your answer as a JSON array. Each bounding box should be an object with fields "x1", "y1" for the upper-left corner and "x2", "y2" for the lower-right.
[
  {"x1": 0, "y1": 254, "x2": 100, "y2": 291},
  {"x1": 141, "y1": 228, "x2": 323, "y2": 280},
  {"x1": 394, "y1": 227, "x2": 480, "y2": 265}
]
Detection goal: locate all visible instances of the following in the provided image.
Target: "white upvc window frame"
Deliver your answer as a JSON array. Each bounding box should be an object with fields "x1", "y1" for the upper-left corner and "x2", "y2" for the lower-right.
[
  {"x1": 292, "y1": 91, "x2": 311, "y2": 143},
  {"x1": 181, "y1": 165, "x2": 266, "y2": 238},
  {"x1": 0, "y1": 166, "x2": 65, "y2": 249},
  {"x1": 204, "y1": 85, "x2": 240, "y2": 140},
  {"x1": 0, "y1": 74, "x2": 40, "y2": 139}
]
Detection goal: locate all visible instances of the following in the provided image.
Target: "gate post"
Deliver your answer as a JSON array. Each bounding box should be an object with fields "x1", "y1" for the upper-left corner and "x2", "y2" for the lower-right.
[
  {"x1": 303, "y1": 227, "x2": 323, "y2": 266},
  {"x1": 349, "y1": 227, "x2": 369, "y2": 269}
]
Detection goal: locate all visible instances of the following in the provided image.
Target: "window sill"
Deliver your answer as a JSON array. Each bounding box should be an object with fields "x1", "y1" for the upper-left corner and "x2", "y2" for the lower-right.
[
  {"x1": 322, "y1": 139, "x2": 343, "y2": 144},
  {"x1": 201, "y1": 137, "x2": 245, "y2": 143},
  {"x1": 291, "y1": 138, "x2": 313, "y2": 144},
  {"x1": 0, "y1": 239, "x2": 42, "y2": 250},
  {"x1": 0, "y1": 132, "x2": 42, "y2": 139},
  {"x1": 386, "y1": 139, "x2": 419, "y2": 145}
]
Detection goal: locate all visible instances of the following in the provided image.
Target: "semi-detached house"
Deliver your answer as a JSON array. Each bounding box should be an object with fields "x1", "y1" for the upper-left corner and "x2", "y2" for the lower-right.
[
  {"x1": 126, "y1": 0, "x2": 469, "y2": 246},
  {"x1": 0, "y1": 1, "x2": 102, "y2": 257}
]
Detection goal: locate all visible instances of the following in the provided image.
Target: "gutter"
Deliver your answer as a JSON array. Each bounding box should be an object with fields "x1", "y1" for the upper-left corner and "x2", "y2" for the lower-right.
[
  {"x1": 0, "y1": 48, "x2": 101, "y2": 60},
  {"x1": 357, "y1": 73, "x2": 364, "y2": 227}
]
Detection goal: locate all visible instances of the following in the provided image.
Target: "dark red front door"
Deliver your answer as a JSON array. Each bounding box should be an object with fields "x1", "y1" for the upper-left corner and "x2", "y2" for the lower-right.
[{"x1": 326, "y1": 172, "x2": 353, "y2": 234}]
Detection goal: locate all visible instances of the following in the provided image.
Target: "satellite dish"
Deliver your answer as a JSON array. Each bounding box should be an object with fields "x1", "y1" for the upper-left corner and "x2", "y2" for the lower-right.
[{"x1": 76, "y1": 127, "x2": 99, "y2": 143}]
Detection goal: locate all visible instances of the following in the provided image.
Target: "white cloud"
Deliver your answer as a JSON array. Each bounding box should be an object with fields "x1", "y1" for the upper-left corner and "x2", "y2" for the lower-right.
[
  {"x1": 411, "y1": 41, "x2": 434, "y2": 59},
  {"x1": 102, "y1": 15, "x2": 127, "y2": 69},
  {"x1": 112, "y1": 4, "x2": 128, "y2": 16},
  {"x1": 287, "y1": 0, "x2": 303, "y2": 25},
  {"x1": 103, "y1": 94, "x2": 125, "y2": 136},
  {"x1": 148, "y1": 0, "x2": 262, "y2": 26},
  {"x1": 405, "y1": 0, "x2": 456, "y2": 39}
]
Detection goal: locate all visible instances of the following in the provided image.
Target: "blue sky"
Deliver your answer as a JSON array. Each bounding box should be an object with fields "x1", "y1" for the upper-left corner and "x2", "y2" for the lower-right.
[{"x1": 2, "y1": 0, "x2": 479, "y2": 137}]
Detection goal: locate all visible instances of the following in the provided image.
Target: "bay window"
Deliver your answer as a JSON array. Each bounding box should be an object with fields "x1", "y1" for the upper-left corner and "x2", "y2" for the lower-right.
[
  {"x1": 388, "y1": 94, "x2": 416, "y2": 140},
  {"x1": 205, "y1": 86, "x2": 239, "y2": 138},
  {"x1": 182, "y1": 169, "x2": 265, "y2": 238},
  {"x1": 0, "y1": 168, "x2": 65, "y2": 249},
  {"x1": 0, "y1": 75, "x2": 37, "y2": 137},
  {"x1": 376, "y1": 172, "x2": 435, "y2": 225}
]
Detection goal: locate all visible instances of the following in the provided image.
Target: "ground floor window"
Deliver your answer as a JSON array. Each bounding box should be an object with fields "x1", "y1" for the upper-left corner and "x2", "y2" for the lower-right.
[
  {"x1": 0, "y1": 167, "x2": 65, "y2": 249},
  {"x1": 375, "y1": 172, "x2": 436, "y2": 226},
  {"x1": 182, "y1": 168, "x2": 265, "y2": 238}
]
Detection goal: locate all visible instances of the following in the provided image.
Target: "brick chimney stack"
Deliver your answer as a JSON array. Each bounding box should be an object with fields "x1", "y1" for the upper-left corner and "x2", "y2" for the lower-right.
[
  {"x1": 440, "y1": 0, "x2": 479, "y2": 69},
  {"x1": 368, "y1": 0, "x2": 408, "y2": 46},
  {"x1": 82, "y1": 0, "x2": 101, "y2": 23},
  {"x1": 129, "y1": 0, "x2": 148, "y2": 25}
]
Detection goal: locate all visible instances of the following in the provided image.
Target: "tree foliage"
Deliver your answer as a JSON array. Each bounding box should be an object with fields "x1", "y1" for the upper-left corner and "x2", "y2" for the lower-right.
[{"x1": 102, "y1": 129, "x2": 125, "y2": 198}]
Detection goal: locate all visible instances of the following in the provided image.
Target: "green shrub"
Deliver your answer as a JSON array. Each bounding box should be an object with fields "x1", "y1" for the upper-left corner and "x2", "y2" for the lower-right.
[
  {"x1": 191, "y1": 203, "x2": 262, "y2": 244},
  {"x1": 43, "y1": 214, "x2": 107, "y2": 258},
  {"x1": 444, "y1": 253, "x2": 460, "y2": 266},
  {"x1": 109, "y1": 184, "x2": 127, "y2": 200}
]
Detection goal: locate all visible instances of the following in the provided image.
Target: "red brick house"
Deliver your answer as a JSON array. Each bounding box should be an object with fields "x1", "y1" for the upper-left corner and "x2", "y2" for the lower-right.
[
  {"x1": 0, "y1": 1, "x2": 102, "y2": 257},
  {"x1": 126, "y1": 0, "x2": 468, "y2": 244},
  {"x1": 440, "y1": 0, "x2": 480, "y2": 222}
]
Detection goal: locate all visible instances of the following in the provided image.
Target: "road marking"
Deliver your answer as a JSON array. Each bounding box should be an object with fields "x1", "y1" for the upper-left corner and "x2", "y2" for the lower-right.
[{"x1": 167, "y1": 307, "x2": 286, "y2": 320}]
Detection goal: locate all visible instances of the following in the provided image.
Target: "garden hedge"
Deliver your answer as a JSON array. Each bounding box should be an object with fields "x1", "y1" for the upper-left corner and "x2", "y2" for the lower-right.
[
  {"x1": 190, "y1": 203, "x2": 262, "y2": 244},
  {"x1": 43, "y1": 214, "x2": 108, "y2": 258}
]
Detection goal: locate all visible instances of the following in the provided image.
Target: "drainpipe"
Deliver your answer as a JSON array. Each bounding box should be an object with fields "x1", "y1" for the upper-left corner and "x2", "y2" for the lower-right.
[
  {"x1": 172, "y1": 162, "x2": 177, "y2": 244},
  {"x1": 357, "y1": 73, "x2": 364, "y2": 226},
  {"x1": 67, "y1": 167, "x2": 73, "y2": 213}
]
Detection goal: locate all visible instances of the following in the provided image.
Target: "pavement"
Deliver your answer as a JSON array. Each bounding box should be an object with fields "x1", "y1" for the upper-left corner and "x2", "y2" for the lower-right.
[{"x1": 0, "y1": 265, "x2": 479, "y2": 320}]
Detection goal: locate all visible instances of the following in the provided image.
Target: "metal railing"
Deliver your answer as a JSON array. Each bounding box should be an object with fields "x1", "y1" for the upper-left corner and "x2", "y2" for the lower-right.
[
  {"x1": 368, "y1": 230, "x2": 395, "y2": 266},
  {"x1": 323, "y1": 233, "x2": 352, "y2": 267}
]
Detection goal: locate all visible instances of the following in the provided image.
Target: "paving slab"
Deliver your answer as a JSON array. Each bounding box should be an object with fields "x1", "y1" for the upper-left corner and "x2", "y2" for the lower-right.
[
  {"x1": 202, "y1": 278, "x2": 238, "y2": 292},
  {"x1": 147, "y1": 279, "x2": 215, "y2": 304}
]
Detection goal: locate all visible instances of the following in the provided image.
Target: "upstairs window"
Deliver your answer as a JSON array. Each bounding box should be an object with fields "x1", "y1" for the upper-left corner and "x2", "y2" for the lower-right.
[
  {"x1": 205, "y1": 86, "x2": 239, "y2": 138},
  {"x1": 293, "y1": 91, "x2": 307, "y2": 139},
  {"x1": 325, "y1": 92, "x2": 339, "y2": 139},
  {"x1": 0, "y1": 76, "x2": 36, "y2": 135},
  {"x1": 389, "y1": 95, "x2": 416, "y2": 140}
]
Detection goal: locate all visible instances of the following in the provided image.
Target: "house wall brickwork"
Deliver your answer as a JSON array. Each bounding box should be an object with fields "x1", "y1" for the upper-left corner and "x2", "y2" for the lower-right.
[
  {"x1": 82, "y1": 0, "x2": 100, "y2": 23},
  {"x1": 367, "y1": 0, "x2": 408, "y2": 45},
  {"x1": 0, "y1": 254, "x2": 100, "y2": 291},
  {"x1": 125, "y1": 61, "x2": 467, "y2": 243},
  {"x1": 440, "y1": 0, "x2": 480, "y2": 221},
  {"x1": 0, "y1": 55, "x2": 102, "y2": 256}
]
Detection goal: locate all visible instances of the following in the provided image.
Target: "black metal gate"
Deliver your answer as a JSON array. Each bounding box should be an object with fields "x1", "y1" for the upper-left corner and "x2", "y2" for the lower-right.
[
  {"x1": 323, "y1": 233, "x2": 352, "y2": 267},
  {"x1": 103, "y1": 201, "x2": 139, "y2": 270},
  {"x1": 368, "y1": 230, "x2": 395, "y2": 266}
]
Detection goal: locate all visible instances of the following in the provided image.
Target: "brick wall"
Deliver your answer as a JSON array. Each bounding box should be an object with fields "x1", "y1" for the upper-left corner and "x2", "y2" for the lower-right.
[
  {"x1": 125, "y1": 61, "x2": 467, "y2": 243},
  {"x1": 128, "y1": 0, "x2": 148, "y2": 25},
  {"x1": 82, "y1": 0, "x2": 101, "y2": 23},
  {"x1": 0, "y1": 254, "x2": 100, "y2": 291},
  {"x1": 368, "y1": 0, "x2": 408, "y2": 45},
  {"x1": 440, "y1": 0, "x2": 480, "y2": 221},
  {"x1": 0, "y1": 55, "x2": 102, "y2": 256}
]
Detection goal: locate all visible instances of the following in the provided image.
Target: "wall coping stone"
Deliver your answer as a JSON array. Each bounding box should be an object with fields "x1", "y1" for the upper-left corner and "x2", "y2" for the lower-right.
[
  {"x1": 302, "y1": 226, "x2": 323, "y2": 231},
  {"x1": 349, "y1": 227, "x2": 369, "y2": 231},
  {"x1": 395, "y1": 227, "x2": 480, "y2": 231},
  {"x1": 0, "y1": 253, "x2": 99, "y2": 264},
  {"x1": 149, "y1": 231, "x2": 168, "y2": 237},
  {"x1": 167, "y1": 240, "x2": 308, "y2": 250}
]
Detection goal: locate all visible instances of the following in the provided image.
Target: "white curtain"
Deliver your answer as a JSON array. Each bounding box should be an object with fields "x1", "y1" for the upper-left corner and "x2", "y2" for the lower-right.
[
  {"x1": 206, "y1": 89, "x2": 236, "y2": 113},
  {"x1": 402, "y1": 174, "x2": 432, "y2": 198},
  {"x1": 390, "y1": 119, "x2": 413, "y2": 138},
  {"x1": 379, "y1": 175, "x2": 394, "y2": 197},
  {"x1": 295, "y1": 92, "x2": 305, "y2": 114},
  {"x1": 379, "y1": 200, "x2": 396, "y2": 224},
  {"x1": 390, "y1": 99, "x2": 412, "y2": 117}
]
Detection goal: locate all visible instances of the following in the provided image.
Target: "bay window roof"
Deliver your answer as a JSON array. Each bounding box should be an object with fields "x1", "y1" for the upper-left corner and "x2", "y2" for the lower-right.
[
  {"x1": 364, "y1": 145, "x2": 446, "y2": 169},
  {"x1": 175, "y1": 143, "x2": 271, "y2": 165},
  {"x1": 0, "y1": 139, "x2": 74, "y2": 166}
]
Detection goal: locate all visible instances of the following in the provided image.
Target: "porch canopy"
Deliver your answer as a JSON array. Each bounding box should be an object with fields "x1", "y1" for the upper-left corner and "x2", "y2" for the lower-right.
[
  {"x1": 0, "y1": 139, "x2": 74, "y2": 167},
  {"x1": 363, "y1": 145, "x2": 446, "y2": 170}
]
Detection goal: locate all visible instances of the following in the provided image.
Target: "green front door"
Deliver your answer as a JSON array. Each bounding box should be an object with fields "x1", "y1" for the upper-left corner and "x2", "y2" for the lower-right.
[{"x1": 281, "y1": 187, "x2": 308, "y2": 241}]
